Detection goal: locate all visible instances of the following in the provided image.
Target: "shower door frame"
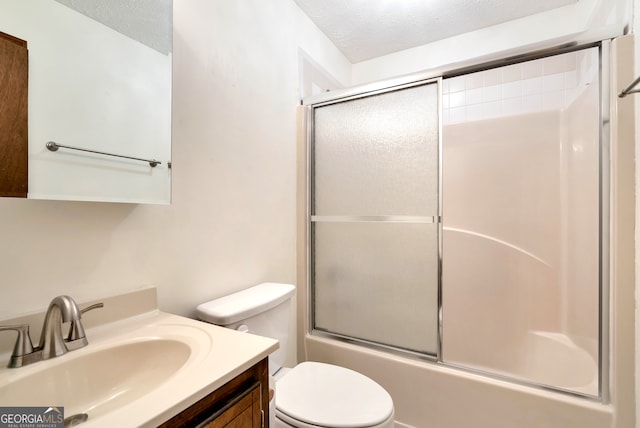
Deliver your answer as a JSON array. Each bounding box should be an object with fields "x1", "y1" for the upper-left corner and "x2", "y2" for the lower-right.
[
  {"x1": 305, "y1": 76, "x2": 443, "y2": 360},
  {"x1": 301, "y1": 40, "x2": 611, "y2": 402}
]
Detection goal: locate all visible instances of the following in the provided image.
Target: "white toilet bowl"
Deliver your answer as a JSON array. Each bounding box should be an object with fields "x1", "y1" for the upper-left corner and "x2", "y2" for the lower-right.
[
  {"x1": 196, "y1": 283, "x2": 395, "y2": 428},
  {"x1": 273, "y1": 362, "x2": 394, "y2": 428}
]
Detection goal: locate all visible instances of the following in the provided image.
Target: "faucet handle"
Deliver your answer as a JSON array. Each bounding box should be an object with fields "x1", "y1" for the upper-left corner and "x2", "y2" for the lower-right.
[
  {"x1": 80, "y1": 303, "x2": 104, "y2": 315},
  {"x1": 0, "y1": 324, "x2": 35, "y2": 368},
  {"x1": 66, "y1": 302, "x2": 104, "y2": 343}
]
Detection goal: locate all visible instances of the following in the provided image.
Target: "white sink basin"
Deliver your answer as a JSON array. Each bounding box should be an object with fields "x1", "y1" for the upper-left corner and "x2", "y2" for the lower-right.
[
  {"x1": 0, "y1": 310, "x2": 278, "y2": 428},
  {"x1": 0, "y1": 338, "x2": 190, "y2": 419}
]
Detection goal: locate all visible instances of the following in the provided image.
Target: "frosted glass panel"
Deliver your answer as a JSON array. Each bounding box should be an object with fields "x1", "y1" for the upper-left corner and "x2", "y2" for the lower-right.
[
  {"x1": 310, "y1": 82, "x2": 440, "y2": 356},
  {"x1": 314, "y1": 222, "x2": 439, "y2": 354},
  {"x1": 314, "y1": 83, "x2": 439, "y2": 216}
]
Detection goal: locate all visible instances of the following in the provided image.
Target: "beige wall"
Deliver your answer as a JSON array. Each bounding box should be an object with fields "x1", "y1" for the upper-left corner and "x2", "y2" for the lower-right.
[{"x1": 632, "y1": 3, "x2": 640, "y2": 428}]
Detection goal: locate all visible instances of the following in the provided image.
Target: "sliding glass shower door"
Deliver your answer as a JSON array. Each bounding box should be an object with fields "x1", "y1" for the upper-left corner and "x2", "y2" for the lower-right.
[
  {"x1": 310, "y1": 81, "x2": 440, "y2": 355},
  {"x1": 305, "y1": 45, "x2": 605, "y2": 398},
  {"x1": 441, "y1": 47, "x2": 602, "y2": 396}
]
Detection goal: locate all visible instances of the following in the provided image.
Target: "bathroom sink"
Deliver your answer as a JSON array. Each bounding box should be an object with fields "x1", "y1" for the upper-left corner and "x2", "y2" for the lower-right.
[
  {"x1": 0, "y1": 304, "x2": 277, "y2": 428},
  {"x1": 0, "y1": 338, "x2": 191, "y2": 420}
]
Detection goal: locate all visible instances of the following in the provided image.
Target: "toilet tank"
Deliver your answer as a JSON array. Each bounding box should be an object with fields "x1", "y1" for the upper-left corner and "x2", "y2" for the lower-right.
[{"x1": 196, "y1": 282, "x2": 295, "y2": 375}]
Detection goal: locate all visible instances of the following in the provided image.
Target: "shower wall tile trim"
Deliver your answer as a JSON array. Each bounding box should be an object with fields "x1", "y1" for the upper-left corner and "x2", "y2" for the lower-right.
[{"x1": 442, "y1": 50, "x2": 597, "y2": 125}]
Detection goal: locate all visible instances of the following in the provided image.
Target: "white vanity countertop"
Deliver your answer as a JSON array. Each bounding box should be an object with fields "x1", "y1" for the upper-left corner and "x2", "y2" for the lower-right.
[{"x1": 0, "y1": 289, "x2": 279, "y2": 427}]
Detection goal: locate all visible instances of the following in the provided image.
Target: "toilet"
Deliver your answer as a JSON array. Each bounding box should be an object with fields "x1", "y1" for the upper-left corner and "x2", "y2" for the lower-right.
[{"x1": 196, "y1": 282, "x2": 395, "y2": 428}]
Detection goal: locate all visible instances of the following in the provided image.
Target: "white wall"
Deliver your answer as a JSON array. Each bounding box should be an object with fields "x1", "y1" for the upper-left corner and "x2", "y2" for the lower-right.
[{"x1": 0, "y1": 0, "x2": 350, "y2": 339}]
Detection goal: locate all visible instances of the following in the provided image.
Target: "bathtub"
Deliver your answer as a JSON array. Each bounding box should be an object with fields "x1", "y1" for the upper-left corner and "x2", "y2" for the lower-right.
[
  {"x1": 305, "y1": 333, "x2": 610, "y2": 427},
  {"x1": 514, "y1": 331, "x2": 598, "y2": 395},
  {"x1": 451, "y1": 330, "x2": 598, "y2": 396}
]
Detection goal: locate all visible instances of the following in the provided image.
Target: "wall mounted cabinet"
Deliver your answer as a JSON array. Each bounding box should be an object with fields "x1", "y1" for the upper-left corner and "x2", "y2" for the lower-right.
[{"x1": 0, "y1": 0, "x2": 172, "y2": 204}]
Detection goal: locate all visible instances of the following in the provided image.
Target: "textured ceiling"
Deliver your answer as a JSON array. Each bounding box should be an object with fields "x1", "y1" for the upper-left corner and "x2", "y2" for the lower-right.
[
  {"x1": 294, "y1": 0, "x2": 578, "y2": 63},
  {"x1": 54, "y1": 0, "x2": 172, "y2": 54}
]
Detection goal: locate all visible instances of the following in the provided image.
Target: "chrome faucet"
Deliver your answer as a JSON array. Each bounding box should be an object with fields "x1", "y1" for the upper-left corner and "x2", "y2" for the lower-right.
[
  {"x1": 39, "y1": 295, "x2": 82, "y2": 359},
  {"x1": 0, "y1": 296, "x2": 103, "y2": 368}
]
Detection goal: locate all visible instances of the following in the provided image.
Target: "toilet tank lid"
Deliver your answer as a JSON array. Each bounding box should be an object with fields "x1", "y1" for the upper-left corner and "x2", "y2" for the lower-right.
[{"x1": 196, "y1": 282, "x2": 295, "y2": 325}]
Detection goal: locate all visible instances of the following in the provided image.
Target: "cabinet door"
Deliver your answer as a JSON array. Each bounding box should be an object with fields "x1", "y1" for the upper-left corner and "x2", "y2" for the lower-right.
[
  {"x1": 158, "y1": 358, "x2": 269, "y2": 428},
  {"x1": 202, "y1": 383, "x2": 262, "y2": 428},
  {"x1": 0, "y1": 31, "x2": 28, "y2": 198}
]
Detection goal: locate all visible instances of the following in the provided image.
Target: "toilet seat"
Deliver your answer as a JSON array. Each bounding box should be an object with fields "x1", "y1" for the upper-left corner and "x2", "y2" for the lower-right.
[{"x1": 275, "y1": 362, "x2": 394, "y2": 428}]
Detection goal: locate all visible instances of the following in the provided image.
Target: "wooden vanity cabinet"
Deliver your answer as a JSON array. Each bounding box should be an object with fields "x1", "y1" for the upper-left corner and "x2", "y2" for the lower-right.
[{"x1": 158, "y1": 358, "x2": 270, "y2": 428}]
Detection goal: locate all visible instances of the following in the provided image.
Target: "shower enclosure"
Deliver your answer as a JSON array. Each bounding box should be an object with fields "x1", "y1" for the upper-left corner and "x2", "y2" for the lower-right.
[{"x1": 304, "y1": 44, "x2": 606, "y2": 398}]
